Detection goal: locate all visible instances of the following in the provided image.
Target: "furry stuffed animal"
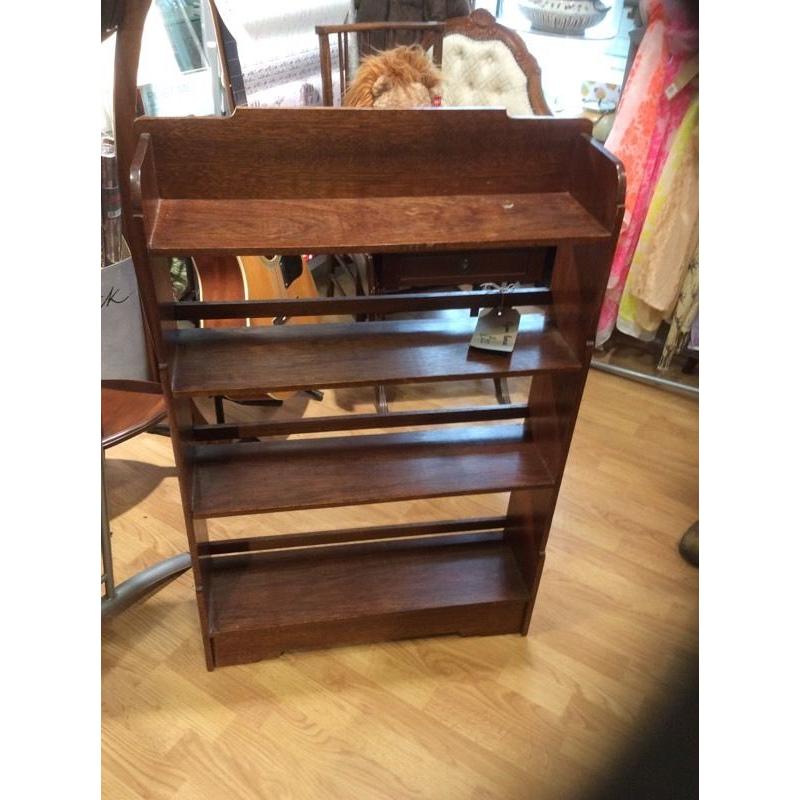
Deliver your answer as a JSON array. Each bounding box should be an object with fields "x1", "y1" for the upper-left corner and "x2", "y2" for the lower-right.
[{"x1": 343, "y1": 45, "x2": 443, "y2": 109}]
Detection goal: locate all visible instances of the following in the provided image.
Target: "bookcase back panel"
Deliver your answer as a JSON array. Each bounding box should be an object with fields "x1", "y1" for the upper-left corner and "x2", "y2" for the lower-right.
[{"x1": 133, "y1": 107, "x2": 592, "y2": 200}]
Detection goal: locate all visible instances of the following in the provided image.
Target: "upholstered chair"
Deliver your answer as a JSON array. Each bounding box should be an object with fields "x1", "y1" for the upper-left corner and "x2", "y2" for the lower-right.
[{"x1": 439, "y1": 9, "x2": 551, "y2": 115}]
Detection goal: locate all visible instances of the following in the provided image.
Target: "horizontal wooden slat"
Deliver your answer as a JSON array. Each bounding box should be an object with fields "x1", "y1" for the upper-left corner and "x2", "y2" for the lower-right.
[
  {"x1": 171, "y1": 288, "x2": 553, "y2": 322},
  {"x1": 192, "y1": 404, "x2": 529, "y2": 441},
  {"x1": 199, "y1": 517, "x2": 509, "y2": 556},
  {"x1": 170, "y1": 313, "x2": 581, "y2": 398},
  {"x1": 190, "y1": 423, "x2": 553, "y2": 518},
  {"x1": 148, "y1": 193, "x2": 611, "y2": 256}
]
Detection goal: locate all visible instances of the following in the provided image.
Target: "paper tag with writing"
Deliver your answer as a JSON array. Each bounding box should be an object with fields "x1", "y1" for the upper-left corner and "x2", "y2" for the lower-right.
[
  {"x1": 665, "y1": 55, "x2": 699, "y2": 99},
  {"x1": 470, "y1": 307, "x2": 520, "y2": 353}
]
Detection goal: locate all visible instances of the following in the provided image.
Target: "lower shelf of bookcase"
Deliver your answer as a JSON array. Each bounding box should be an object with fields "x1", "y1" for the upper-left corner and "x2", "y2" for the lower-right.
[{"x1": 206, "y1": 534, "x2": 530, "y2": 668}]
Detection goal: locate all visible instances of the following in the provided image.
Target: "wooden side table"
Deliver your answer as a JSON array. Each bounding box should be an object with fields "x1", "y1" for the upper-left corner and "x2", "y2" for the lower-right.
[
  {"x1": 101, "y1": 379, "x2": 191, "y2": 621},
  {"x1": 370, "y1": 248, "x2": 550, "y2": 293}
]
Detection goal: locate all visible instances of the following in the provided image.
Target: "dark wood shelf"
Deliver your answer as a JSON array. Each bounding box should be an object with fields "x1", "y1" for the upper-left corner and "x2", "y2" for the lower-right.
[
  {"x1": 147, "y1": 192, "x2": 612, "y2": 256},
  {"x1": 170, "y1": 312, "x2": 581, "y2": 398},
  {"x1": 208, "y1": 534, "x2": 530, "y2": 665},
  {"x1": 191, "y1": 423, "x2": 553, "y2": 518}
]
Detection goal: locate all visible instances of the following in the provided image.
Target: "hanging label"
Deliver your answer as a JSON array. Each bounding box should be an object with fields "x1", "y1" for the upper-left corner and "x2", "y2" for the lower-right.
[
  {"x1": 665, "y1": 55, "x2": 699, "y2": 100},
  {"x1": 470, "y1": 307, "x2": 520, "y2": 353}
]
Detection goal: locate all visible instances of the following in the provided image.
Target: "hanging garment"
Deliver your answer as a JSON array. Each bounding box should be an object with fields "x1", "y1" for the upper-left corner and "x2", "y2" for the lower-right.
[
  {"x1": 595, "y1": 6, "x2": 668, "y2": 345},
  {"x1": 612, "y1": 54, "x2": 694, "y2": 340},
  {"x1": 689, "y1": 313, "x2": 699, "y2": 351},
  {"x1": 657, "y1": 244, "x2": 698, "y2": 370},
  {"x1": 618, "y1": 98, "x2": 699, "y2": 340},
  {"x1": 604, "y1": 56, "x2": 695, "y2": 332},
  {"x1": 596, "y1": 0, "x2": 699, "y2": 345}
]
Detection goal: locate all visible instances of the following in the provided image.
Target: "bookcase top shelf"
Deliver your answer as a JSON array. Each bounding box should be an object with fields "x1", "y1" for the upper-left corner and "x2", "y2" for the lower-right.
[
  {"x1": 147, "y1": 192, "x2": 611, "y2": 256},
  {"x1": 130, "y1": 107, "x2": 624, "y2": 256}
]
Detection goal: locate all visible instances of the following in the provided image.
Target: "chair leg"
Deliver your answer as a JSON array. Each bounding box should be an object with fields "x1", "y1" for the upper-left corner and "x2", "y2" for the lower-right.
[{"x1": 214, "y1": 395, "x2": 225, "y2": 423}]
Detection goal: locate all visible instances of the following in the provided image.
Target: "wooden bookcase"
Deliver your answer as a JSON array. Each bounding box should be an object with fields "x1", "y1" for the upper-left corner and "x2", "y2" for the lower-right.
[{"x1": 127, "y1": 106, "x2": 624, "y2": 670}]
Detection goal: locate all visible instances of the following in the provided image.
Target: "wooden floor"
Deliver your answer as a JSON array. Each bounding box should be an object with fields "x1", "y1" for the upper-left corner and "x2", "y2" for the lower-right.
[{"x1": 102, "y1": 370, "x2": 698, "y2": 800}]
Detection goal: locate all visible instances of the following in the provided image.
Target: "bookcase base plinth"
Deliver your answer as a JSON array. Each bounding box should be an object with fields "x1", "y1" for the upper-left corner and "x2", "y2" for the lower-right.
[
  {"x1": 205, "y1": 535, "x2": 530, "y2": 668},
  {"x1": 211, "y1": 605, "x2": 527, "y2": 668}
]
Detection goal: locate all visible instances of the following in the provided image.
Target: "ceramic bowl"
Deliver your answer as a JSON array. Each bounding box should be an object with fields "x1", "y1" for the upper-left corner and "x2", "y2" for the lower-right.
[{"x1": 518, "y1": 0, "x2": 611, "y2": 36}]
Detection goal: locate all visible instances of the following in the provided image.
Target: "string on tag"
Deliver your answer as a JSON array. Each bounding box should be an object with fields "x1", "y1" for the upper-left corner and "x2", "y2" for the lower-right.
[{"x1": 481, "y1": 282, "x2": 520, "y2": 315}]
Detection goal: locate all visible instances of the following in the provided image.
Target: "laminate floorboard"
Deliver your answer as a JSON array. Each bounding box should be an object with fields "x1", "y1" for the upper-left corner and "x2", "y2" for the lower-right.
[{"x1": 102, "y1": 370, "x2": 698, "y2": 799}]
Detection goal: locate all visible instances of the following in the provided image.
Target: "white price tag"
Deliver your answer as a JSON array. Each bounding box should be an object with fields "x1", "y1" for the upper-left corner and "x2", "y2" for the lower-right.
[{"x1": 469, "y1": 307, "x2": 520, "y2": 353}]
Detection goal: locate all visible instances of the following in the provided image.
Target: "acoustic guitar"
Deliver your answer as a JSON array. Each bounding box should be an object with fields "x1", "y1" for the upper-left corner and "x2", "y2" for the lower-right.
[{"x1": 191, "y1": 253, "x2": 321, "y2": 401}]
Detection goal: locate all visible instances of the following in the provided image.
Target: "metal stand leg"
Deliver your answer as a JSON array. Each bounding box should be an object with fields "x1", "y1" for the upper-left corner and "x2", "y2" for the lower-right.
[
  {"x1": 101, "y1": 449, "x2": 116, "y2": 602},
  {"x1": 101, "y1": 449, "x2": 192, "y2": 622},
  {"x1": 375, "y1": 385, "x2": 389, "y2": 414},
  {"x1": 590, "y1": 358, "x2": 699, "y2": 398}
]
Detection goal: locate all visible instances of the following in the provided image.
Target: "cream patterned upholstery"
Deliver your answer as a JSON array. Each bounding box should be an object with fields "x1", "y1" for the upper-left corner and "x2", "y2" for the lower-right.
[{"x1": 440, "y1": 34, "x2": 534, "y2": 116}]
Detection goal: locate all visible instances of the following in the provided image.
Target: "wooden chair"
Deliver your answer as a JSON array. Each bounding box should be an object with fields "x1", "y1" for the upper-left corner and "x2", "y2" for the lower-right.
[
  {"x1": 315, "y1": 21, "x2": 445, "y2": 106},
  {"x1": 101, "y1": 380, "x2": 191, "y2": 620}
]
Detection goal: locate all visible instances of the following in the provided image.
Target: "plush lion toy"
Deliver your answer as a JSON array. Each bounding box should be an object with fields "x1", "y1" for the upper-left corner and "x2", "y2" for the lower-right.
[{"x1": 343, "y1": 45, "x2": 443, "y2": 109}]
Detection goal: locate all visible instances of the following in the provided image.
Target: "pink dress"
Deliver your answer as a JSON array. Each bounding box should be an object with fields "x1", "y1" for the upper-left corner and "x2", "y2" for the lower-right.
[{"x1": 595, "y1": 8, "x2": 668, "y2": 345}]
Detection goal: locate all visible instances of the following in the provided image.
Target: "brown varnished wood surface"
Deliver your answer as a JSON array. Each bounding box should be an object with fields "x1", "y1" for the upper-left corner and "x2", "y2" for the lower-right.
[
  {"x1": 169, "y1": 313, "x2": 581, "y2": 397},
  {"x1": 213, "y1": 598, "x2": 524, "y2": 668},
  {"x1": 101, "y1": 380, "x2": 166, "y2": 449},
  {"x1": 496, "y1": 149, "x2": 624, "y2": 631},
  {"x1": 208, "y1": 535, "x2": 528, "y2": 635},
  {"x1": 120, "y1": 104, "x2": 628, "y2": 671},
  {"x1": 102, "y1": 372, "x2": 698, "y2": 799},
  {"x1": 133, "y1": 107, "x2": 592, "y2": 200},
  {"x1": 147, "y1": 192, "x2": 611, "y2": 255},
  {"x1": 569, "y1": 134, "x2": 626, "y2": 235},
  {"x1": 191, "y1": 423, "x2": 553, "y2": 518}
]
